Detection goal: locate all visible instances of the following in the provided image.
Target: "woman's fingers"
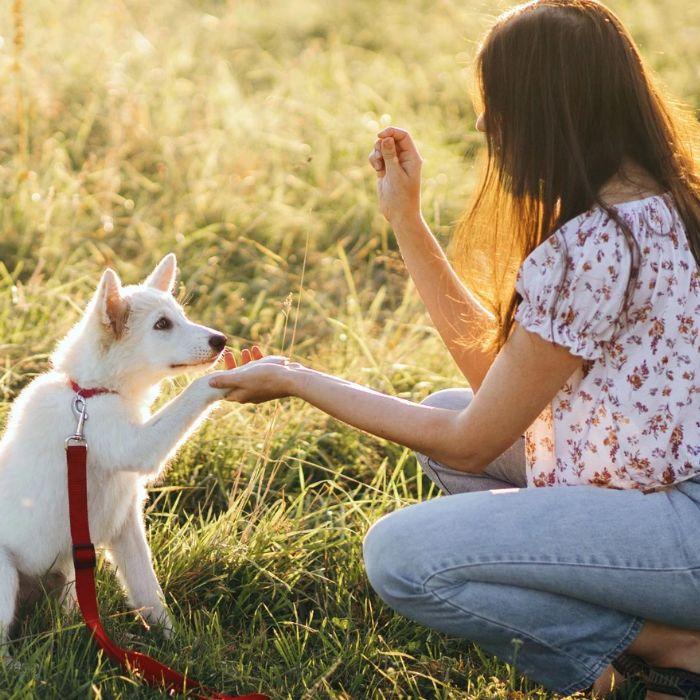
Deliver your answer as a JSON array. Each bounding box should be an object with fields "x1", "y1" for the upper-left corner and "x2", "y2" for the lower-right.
[
  {"x1": 221, "y1": 345, "x2": 264, "y2": 369},
  {"x1": 368, "y1": 141, "x2": 385, "y2": 175},
  {"x1": 377, "y1": 126, "x2": 422, "y2": 164},
  {"x1": 377, "y1": 126, "x2": 412, "y2": 146},
  {"x1": 209, "y1": 371, "x2": 238, "y2": 388},
  {"x1": 223, "y1": 388, "x2": 245, "y2": 403},
  {"x1": 370, "y1": 127, "x2": 422, "y2": 178},
  {"x1": 379, "y1": 137, "x2": 402, "y2": 175},
  {"x1": 223, "y1": 349, "x2": 236, "y2": 370}
]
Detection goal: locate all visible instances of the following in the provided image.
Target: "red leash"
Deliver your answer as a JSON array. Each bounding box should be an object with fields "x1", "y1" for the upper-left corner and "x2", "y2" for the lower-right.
[{"x1": 66, "y1": 383, "x2": 268, "y2": 700}]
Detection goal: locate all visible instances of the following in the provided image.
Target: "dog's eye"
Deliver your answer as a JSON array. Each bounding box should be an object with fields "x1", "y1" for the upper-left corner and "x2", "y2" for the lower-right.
[{"x1": 153, "y1": 316, "x2": 173, "y2": 331}]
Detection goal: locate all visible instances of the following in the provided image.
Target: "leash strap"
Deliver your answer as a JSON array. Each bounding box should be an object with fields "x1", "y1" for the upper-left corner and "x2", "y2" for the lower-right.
[{"x1": 66, "y1": 441, "x2": 267, "y2": 699}]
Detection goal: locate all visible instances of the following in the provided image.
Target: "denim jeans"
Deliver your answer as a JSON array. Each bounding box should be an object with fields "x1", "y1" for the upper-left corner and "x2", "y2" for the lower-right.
[{"x1": 362, "y1": 388, "x2": 700, "y2": 695}]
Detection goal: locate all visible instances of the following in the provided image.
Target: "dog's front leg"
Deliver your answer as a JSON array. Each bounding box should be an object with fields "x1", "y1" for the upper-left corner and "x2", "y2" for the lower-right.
[
  {"x1": 58, "y1": 565, "x2": 78, "y2": 616},
  {"x1": 107, "y1": 502, "x2": 172, "y2": 637},
  {"x1": 105, "y1": 377, "x2": 226, "y2": 478},
  {"x1": 0, "y1": 548, "x2": 19, "y2": 662}
]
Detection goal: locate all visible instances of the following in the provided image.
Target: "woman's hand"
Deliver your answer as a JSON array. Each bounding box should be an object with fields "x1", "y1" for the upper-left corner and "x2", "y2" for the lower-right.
[
  {"x1": 368, "y1": 126, "x2": 423, "y2": 226},
  {"x1": 221, "y1": 346, "x2": 264, "y2": 370},
  {"x1": 208, "y1": 346, "x2": 302, "y2": 404}
]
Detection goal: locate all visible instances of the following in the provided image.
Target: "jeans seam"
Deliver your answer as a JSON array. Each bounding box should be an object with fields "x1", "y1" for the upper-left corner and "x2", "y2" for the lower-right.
[
  {"x1": 422, "y1": 559, "x2": 700, "y2": 579},
  {"x1": 557, "y1": 614, "x2": 645, "y2": 695},
  {"x1": 426, "y1": 457, "x2": 454, "y2": 495},
  {"x1": 421, "y1": 580, "x2": 601, "y2": 683}
]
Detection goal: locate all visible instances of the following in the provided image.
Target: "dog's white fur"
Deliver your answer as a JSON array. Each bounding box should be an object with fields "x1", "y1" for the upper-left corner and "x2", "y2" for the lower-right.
[{"x1": 0, "y1": 254, "x2": 229, "y2": 655}]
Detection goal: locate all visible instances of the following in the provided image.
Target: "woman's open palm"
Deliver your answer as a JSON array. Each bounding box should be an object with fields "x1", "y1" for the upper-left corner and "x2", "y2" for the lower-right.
[{"x1": 211, "y1": 346, "x2": 298, "y2": 404}]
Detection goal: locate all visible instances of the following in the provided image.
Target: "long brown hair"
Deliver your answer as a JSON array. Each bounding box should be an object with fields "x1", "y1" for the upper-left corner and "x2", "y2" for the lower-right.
[{"x1": 452, "y1": 0, "x2": 700, "y2": 356}]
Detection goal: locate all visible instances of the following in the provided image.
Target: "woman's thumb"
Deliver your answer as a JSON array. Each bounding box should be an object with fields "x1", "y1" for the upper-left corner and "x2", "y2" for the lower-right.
[{"x1": 380, "y1": 137, "x2": 400, "y2": 171}]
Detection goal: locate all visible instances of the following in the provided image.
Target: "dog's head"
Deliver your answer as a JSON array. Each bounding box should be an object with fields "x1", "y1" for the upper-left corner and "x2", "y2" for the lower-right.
[{"x1": 53, "y1": 254, "x2": 227, "y2": 392}]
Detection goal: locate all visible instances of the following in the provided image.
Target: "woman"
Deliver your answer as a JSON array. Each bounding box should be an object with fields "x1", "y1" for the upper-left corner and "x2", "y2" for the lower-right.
[{"x1": 209, "y1": 1, "x2": 700, "y2": 697}]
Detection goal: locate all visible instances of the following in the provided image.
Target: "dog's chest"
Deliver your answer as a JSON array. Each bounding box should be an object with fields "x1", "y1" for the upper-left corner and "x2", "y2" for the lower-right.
[{"x1": 86, "y1": 470, "x2": 141, "y2": 543}]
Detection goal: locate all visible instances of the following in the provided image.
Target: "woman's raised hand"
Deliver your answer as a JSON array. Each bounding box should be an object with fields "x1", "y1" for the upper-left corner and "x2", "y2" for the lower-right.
[{"x1": 368, "y1": 126, "x2": 423, "y2": 226}]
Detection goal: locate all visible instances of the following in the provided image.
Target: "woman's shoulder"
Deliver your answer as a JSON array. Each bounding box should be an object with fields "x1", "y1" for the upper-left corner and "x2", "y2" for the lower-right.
[
  {"x1": 523, "y1": 191, "x2": 678, "y2": 272},
  {"x1": 556, "y1": 191, "x2": 677, "y2": 245},
  {"x1": 518, "y1": 205, "x2": 621, "y2": 281}
]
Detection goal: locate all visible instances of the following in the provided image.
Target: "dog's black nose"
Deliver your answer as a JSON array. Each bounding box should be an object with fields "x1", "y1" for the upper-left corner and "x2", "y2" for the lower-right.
[{"x1": 208, "y1": 333, "x2": 227, "y2": 352}]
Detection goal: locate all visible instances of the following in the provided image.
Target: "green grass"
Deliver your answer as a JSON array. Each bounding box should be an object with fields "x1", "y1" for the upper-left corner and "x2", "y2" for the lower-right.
[{"x1": 1, "y1": 0, "x2": 698, "y2": 696}]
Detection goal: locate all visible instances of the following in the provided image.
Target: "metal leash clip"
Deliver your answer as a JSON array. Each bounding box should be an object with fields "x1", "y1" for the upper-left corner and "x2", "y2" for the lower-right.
[{"x1": 65, "y1": 394, "x2": 89, "y2": 448}]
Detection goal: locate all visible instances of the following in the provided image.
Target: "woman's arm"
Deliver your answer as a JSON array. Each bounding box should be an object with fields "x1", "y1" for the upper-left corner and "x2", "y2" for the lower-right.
[
  {"x1": 389, "y1": 211, "x2": 497, "y2": 394},
  {"x1": 370, "y1": 127, "x2": 496, "y2": 392},
  {"x1": 210, "y1": 325, "x2": 582, "y2": 472}
]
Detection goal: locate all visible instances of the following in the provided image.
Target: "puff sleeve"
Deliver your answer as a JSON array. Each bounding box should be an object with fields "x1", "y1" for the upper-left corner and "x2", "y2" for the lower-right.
[{"x1": 514, "y1": 213, "x2": 632, "y2": 361}]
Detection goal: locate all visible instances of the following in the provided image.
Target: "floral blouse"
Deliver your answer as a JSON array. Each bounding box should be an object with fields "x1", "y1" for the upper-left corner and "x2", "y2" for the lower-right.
[{"x1": 514, "y1": 192, "x2": 700, "y2": 492}]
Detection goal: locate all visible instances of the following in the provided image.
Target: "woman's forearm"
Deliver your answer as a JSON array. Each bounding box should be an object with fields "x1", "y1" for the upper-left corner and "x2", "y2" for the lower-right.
[
  {"x1": 287, "y1": 364, "x2": 479, "y2": 471},
  {"x1": 369, "y1": 128, "x2": 496, "y2": 392},
  {"x1": 391, "y1": 213, "x2": 497, "y2": 393}
]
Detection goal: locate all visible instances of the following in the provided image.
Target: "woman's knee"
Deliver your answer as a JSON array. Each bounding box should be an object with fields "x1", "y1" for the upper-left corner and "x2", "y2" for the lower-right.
[
  {"x1": 362, "y1": 510, "x2": 424, "y2": 610},
  {"x1": 415, "y1": 388, "x2": 476, "y2": 492},
  {"x1": 416, "y1": 389, "x2": 473, "y2": 464},
  {"x1": 417, "y1": 387, "x2": 526, "y2": 491}
]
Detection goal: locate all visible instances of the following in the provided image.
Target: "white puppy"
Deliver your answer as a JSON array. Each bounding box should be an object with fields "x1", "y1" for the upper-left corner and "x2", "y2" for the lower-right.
[{"x1": 0, "y1": 253, "x2": 230, "y2": 656}]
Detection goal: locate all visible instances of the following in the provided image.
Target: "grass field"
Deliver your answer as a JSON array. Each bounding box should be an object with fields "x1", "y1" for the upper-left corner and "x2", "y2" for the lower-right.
[{"x1": 1, "y1": 0, "x2": 699, "y2": 697}]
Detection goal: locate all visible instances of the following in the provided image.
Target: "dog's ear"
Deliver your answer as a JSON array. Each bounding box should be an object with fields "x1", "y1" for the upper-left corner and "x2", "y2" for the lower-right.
[
  {"x1": 144, "y1": 253, "x2": 178, "y2": 294},
  {"x1": 94, "y1": 269, "x2": 129, "y2": 338}
]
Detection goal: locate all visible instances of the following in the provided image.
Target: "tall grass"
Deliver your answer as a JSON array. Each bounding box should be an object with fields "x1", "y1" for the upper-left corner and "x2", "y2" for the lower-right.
[{"x1": 1, "y1": 0, "x2": 698, "y2": 697}]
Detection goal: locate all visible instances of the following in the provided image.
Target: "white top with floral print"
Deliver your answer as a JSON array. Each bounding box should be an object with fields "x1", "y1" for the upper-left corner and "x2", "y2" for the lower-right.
[{"x1": 514, "y1": 192, "x2": 700, "y2": 491}]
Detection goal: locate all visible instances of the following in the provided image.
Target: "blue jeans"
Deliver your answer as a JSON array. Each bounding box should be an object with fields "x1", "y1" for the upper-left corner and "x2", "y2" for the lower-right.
[{"x1": 362, "y1": 388, "x2": 700, "y2": 695}]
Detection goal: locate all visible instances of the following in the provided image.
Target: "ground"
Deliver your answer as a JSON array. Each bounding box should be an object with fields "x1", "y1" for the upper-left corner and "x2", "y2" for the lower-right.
[{"x1": 1, "y1": 0, "x2": 698, "y2": 697}]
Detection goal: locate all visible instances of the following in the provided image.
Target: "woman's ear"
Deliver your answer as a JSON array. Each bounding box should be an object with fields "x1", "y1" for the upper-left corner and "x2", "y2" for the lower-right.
[
  {"x1": 144, "y1": 253, "x2": 178, "y2": 294},
  {"x1": 94, "y1": 268, "x2": 130, "y2": 338}
]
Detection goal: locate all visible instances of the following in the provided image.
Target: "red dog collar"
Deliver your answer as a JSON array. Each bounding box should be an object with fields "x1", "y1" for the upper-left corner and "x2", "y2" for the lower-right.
[{"x1": 70, "y1": 380, "x2": 118, "y2": 398}]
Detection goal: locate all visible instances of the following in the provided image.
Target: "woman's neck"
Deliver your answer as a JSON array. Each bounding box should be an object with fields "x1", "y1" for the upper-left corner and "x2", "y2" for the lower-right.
[{"x1": 597, "y1": 158, "x2": 666, "y2": 206}]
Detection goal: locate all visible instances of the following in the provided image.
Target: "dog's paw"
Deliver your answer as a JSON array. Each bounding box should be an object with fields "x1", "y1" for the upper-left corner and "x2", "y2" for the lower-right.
[
  {"x1": 60, "y1": 586, "x2": 79, "y2": 616},
  {"x1": 159, "y1": 619, "x2": 173, "y2": 640},
  {"x1": 0, "y1": 653, "x2": 22, "y2": 672},
  {"x1": 190, "y1": 375, "x2": 228, "y2": 403},
  {"x1": 142, "y1": 607, "x2": 173, "y2": 639},
  {"x1": 151, "y1": 615, "x2": 173, "y2": 640}
]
